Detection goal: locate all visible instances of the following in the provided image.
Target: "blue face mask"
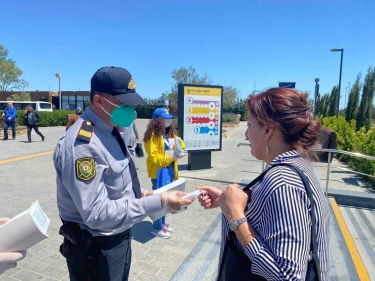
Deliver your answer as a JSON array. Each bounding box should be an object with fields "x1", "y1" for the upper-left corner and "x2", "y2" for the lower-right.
[{"x1": 101, "y1": 97, "x2": 135, "y2": 127}]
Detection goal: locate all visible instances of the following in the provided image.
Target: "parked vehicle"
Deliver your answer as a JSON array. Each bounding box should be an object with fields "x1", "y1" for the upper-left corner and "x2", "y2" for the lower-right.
[{"x1": 0, "y1": 101, "x2": 53, "y2": 112}]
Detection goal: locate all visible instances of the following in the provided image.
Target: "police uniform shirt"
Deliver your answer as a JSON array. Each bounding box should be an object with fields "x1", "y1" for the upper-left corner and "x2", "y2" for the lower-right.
[{"x1": 54, "y1": 106, "x2": 162, "y2": 236}]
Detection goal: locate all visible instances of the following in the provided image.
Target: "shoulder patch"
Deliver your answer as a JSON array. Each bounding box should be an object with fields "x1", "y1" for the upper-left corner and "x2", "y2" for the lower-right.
[
  {"x1": 76, "y1": 157, "x2": 96, "y2": 181},
  {"x1": 76, "y1": 120, "x2": 95, "y2": 142}
]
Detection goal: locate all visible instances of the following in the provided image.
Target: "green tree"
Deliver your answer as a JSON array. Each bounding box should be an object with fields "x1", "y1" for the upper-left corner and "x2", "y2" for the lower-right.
[
  {"x1": 315, "y1": 93, "x2": 322, "y2": 117},
  {"x1": 0, "y1": 45, "x2": 29, "y2": 92},
  {"x1": 319, "y1": 93, "x2": 330, "y2": 117},
  {"x1": 167, "y1": 66, "x2": 213, "y2": 111},
  {"x1": 327, "y1": 86, "x2": 338, "y2": 117},
  {"x1": 346, "y1": 73, "x2": 361, "y2": 122},
  {"x1": 356, "y1": 67, "x2": 375, "y2": 131},
  {"x1": 223, "y1": 85, "x2": 240, "y2": 110},
  {"x1": 6, "y1": 92, "x2": 31, "y2": 101}
]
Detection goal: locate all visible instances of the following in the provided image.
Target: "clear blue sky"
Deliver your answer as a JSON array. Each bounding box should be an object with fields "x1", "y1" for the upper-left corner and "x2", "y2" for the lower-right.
[{"x1": 1, "y1": 0, "x2": 374, "y2": 109}]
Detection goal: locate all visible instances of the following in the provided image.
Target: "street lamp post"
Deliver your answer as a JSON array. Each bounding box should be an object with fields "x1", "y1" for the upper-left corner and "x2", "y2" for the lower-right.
[
  {"x1": 55, "y1": 73, "x2": 62, "y2": 109},
  {"x1": 330, "y1": 48, "x2": 344, "y2": 117}
]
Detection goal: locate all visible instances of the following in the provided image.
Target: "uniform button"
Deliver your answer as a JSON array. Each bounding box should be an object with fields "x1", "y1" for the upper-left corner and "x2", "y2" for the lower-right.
[
  {"x1": 121, "y1": 163, "x2": 124, "y2": 167},
  {"x1": 296, "y1": 274, "x2": 301, "y2": 279}
]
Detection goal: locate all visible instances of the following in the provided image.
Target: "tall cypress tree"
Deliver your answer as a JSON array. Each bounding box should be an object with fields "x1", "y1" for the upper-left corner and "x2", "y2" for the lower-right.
[
  {"x1": 327, "y1": 86, "x2": 338, "y2": 117},
  {"x1": 357, "y1": 67, "x2": 375, "y2": 130},
  {"x1": 346, "y1": 73, "x2": 361, "y2": 121},
  {"x1": 320, "y1": 93, "x2": 329, "y2": 117}
]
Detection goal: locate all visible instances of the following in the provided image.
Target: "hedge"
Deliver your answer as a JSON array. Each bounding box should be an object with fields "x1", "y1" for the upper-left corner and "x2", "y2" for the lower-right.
[
  {"x1": 320, "y1": 116, "x2": 375, "y2": 187},
  {"x1": 0, "y1": 110, "x2": 75, "y2": 127}
]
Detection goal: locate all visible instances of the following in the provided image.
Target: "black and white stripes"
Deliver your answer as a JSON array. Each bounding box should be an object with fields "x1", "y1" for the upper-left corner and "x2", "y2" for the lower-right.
[{"x1": 219, "y1": 150, "x2": 330, "y2": 281}]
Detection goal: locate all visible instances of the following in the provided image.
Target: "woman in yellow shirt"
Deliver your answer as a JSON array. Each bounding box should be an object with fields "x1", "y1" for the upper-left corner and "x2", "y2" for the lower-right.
[{"x1": 144, "y1": 108, "x2": 185, "y2": 238}]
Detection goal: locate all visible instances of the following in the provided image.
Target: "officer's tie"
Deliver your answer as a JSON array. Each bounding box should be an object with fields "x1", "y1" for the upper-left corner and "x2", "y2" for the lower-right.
[{"x1": 112, "y1": 127, "x2": 142, "y2": 199}]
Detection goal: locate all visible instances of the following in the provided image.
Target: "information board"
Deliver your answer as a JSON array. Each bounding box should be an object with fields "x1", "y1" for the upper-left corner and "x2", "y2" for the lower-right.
[{"x1": 178, "y1": 84, "x2": 223, "y2": 151}]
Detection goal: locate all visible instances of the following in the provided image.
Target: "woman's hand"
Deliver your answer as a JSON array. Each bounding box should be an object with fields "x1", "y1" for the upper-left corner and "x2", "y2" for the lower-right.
[
  {"x1": 0, "y1": 251, "x2": 26, "y2": 275},
  {"x1": 197, "y1": 186, "x2": 222, "y2": 209},
  {"x1": 218, "y1": 184, "x2": 249, "y2": 220},
  {"x1": 0, "y1": 218, "x2": 27, "y2": 275}
]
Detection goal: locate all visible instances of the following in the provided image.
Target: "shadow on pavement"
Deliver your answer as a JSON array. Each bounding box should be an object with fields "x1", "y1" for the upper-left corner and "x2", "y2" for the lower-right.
[{"x1": 131, "y1": 221, "x2": 155, "y2": 243}]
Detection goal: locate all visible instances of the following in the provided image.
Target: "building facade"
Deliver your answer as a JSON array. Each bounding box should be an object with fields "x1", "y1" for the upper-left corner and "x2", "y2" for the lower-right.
[{"x1": 0, "y1": 91, "x2": 90, "y2": 110}]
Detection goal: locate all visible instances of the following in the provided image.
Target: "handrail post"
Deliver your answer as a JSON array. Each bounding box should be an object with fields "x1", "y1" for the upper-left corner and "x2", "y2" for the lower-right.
[{"x1": 325, "y1": 152, "x2": 332, "y2": 197}]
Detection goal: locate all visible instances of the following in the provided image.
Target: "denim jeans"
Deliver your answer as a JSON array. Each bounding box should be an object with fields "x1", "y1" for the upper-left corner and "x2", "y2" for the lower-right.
[
  {"x1": 3, "y1": 121, "x2": 16, "y2": 139},
  {"x1": 151, "y1": 178, "x2": 166, "y2": 230}
]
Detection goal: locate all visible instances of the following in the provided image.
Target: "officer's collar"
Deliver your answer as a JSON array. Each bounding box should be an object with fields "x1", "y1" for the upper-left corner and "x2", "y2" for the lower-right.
[{"x1": 82, "y1": 106, "x2": 113, "y2": 137}]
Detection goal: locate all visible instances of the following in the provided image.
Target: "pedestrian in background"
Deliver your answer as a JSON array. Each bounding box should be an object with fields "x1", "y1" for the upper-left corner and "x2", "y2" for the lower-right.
[
  {"x1": 144, "y1": 107, "x2": 185, "y2": 239},
  {"x1": 24, "y1": 105, "x2": 45, "y2": 143},
  {"x1": 2, "y1": 102, "x2": 17, "y2": 140},
  {"x1": 119, "y1": 114, "x2": 139, "y2": 156},
  {"x1": 65, "y1": 107, "x2": 83, "y2": 131}
]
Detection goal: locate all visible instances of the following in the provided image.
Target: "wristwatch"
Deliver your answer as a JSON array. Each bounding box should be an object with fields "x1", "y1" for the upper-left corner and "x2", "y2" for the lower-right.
[{"x1": 228, "y1": 217, "x2": 247, "y2": 231}]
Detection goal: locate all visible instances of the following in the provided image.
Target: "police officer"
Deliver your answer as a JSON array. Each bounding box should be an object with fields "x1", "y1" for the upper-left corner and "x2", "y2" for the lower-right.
[{"x1": 53, "y1": 66, "x2": 192, "y2": 281}]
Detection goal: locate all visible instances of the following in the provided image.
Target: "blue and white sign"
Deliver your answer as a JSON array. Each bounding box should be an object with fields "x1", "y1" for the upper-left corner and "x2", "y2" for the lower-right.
[{"x1": 279, "y1": 82, "x2": 296, "y2": 88}]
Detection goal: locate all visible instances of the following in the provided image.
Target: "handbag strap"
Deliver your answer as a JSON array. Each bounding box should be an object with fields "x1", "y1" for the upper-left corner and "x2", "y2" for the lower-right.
[{"x1": 241, "y1": 163, "x2": 322, "y2": 281}]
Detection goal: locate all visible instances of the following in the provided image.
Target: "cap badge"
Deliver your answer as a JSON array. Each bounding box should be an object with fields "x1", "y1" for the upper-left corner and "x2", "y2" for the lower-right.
[{"x1": 128, "y1": 77, "x2": 136, "y2": 90}]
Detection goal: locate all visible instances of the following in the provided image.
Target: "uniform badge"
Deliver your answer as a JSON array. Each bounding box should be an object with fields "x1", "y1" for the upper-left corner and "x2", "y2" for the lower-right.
[
  {"x1": 76, "y1": 157, "x2": 96, "y2": 181},
  {"x1": 76, "y1": 120, "x2": 95, "y2": 142}
]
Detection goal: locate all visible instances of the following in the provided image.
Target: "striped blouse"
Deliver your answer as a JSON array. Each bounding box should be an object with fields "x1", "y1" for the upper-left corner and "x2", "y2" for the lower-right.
[{"x1": 219, "y1": 150, "x2": 330, "y2": 281}]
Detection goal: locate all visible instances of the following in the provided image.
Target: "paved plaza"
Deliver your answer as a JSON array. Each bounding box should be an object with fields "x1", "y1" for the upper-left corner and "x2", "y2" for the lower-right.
[{"x1": 0, "y1": 120, "x2": 374, "y2": 280}]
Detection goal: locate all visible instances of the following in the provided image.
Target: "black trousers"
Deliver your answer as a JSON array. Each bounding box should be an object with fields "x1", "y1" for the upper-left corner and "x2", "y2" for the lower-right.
[
  {"x1": 63, "y1": 229, "x2": 132, "y2": 281},
  {"x1": 27, "y1": 125, "x2": 44, "y2": 141}
]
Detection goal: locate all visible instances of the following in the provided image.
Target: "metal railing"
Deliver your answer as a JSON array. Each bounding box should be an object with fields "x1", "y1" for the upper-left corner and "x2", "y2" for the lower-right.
[
  {"x1": 237, "y1": 143, "x2": 375, "y2": 195},
  {"x1": 311, "y1": 148, "x2": 375, "y2": 195}
]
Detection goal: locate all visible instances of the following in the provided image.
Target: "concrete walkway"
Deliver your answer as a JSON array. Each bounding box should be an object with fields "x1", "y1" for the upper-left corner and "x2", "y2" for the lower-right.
[{"x1": 0, "y1": 120, "x2": 374, "y2": 280}]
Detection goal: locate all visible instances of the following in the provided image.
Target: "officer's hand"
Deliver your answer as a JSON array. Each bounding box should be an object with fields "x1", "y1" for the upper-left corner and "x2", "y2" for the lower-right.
[
  {"x1": 163, "y1": 190, "x2": 192, "y2": 214},
  {"x1": 0, "y1": 251, "x2": 27, "y2": 275}
]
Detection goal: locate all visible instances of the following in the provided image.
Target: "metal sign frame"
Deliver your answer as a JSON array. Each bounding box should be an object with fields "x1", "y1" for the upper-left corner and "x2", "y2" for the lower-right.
[{"x1": 178, "y1": 84, "x2": 223, "y2": 151}]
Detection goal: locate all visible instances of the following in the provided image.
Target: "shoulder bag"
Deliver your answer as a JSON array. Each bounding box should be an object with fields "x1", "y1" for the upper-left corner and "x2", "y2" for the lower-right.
[
  {"x1": 135, "y1": 141, "x2": 144, "y2": 157},
  {"x1": 218, "y1": 163, "x2": 321, "y2": 281}
]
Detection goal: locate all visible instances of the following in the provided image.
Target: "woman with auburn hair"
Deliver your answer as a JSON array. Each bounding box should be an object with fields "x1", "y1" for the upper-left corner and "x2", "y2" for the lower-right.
[
  {"x1": 144, "y1": 108, "x2": 185, "y2": 239},
  {"x1": 198, "y1": 88, "x2": 330, "y2": 280}
]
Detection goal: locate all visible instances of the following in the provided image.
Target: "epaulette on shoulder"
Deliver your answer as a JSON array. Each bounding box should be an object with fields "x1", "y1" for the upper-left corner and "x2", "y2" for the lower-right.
[{"x1": 76, "y1": 120, "x2": 95, "y2": 142}]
